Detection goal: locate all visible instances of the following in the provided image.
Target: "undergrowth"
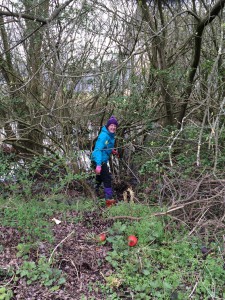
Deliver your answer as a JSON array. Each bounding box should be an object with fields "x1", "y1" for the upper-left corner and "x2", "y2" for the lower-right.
[
  {"x1": 0, "y1": 194, "x2": 95, "y2": 299},
  {"x1": 0, "y1": 161, "x2": 224, "y2": 299},
  {"x1": 97, "y1": 203, "x2": 225, "y2": 300},
  {"x1": 0, "y1": 196, "x2": 224, "y2": 299}
]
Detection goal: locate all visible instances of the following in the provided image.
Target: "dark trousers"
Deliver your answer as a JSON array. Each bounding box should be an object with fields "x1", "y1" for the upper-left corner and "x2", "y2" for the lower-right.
[{"x1": 93, "y1": 162, "x2": 113, "y2": 200}]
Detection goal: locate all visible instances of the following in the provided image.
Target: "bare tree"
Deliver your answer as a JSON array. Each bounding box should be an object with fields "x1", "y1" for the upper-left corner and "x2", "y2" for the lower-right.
[{"x1": 0, "y1": 0, "x2": 225, "y2": 174}]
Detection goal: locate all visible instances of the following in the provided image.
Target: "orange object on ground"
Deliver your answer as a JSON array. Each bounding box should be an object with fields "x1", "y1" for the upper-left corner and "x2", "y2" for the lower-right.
[
  {"x1": 99, "y1": 233, "x2": 106, "y2": 242},
  {"x1": 106, "y1": 199, "x2": 116, "y2": 207}
]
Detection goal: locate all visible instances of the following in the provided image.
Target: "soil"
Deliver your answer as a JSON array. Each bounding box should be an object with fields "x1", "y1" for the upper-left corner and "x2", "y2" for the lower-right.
[{"x1": 0, "y1": 208, "x2": 117, "y2": 300}]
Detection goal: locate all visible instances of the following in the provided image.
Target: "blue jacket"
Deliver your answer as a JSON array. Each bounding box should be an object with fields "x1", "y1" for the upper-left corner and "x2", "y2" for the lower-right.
[{"x1": 91, "y1": 126, "x2": 115, "y2": 166}]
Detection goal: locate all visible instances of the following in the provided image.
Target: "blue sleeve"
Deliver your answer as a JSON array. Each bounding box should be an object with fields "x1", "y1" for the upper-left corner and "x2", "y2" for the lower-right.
[{"x1": 92, "y1": 133, "x2": 107, "y2": 166}]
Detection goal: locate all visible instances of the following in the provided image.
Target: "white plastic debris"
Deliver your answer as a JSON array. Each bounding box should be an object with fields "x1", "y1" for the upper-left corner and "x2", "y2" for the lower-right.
[{"x1": 52, "y1": 218, "x2": 61, "y2": 225}]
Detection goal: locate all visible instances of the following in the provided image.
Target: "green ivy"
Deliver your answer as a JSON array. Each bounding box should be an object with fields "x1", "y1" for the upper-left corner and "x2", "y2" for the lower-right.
[
  {"x1": 16, "y1": 257, "x2": 66, "y2": 288},
  {"x1": 0, "y1": 287, "x2": 13, "y2": 300}
]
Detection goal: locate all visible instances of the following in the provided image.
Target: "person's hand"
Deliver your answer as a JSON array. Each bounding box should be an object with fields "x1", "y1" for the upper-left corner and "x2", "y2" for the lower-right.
[
  {"x1": 95, "y1": 166, "x2": 102, "y2": 174},
  {"x1": 112, "y1": 149, "x2": 119, "y2": 157}
]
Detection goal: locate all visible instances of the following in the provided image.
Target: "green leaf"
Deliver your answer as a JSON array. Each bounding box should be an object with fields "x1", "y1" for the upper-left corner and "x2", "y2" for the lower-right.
[
  {"x1": 149, "y1": 281, "x2": 160, "y2": 288},
  {"x1": 27, "y1": 280, "x2": 33, "y2": 285},
  {"x1": 20, "y1": 270, "x2": 29, "y2": 277},
  {"x1": 50, "y1": 286, "x2": 60, "y2": 292},
  {"x1": 57, "y1": 277, "x2": 66, "y2": 285},
  {"x1": 119, "y1": 224, "x2": 127, "y2": 233},
  {"x1": 0, "y1": 287, "x2": 6, "y2": 294},
  {"x1": 44, "y1": 279, "x2": 54, "y2": 286},
  {"x1": 142, "y1": 269, "x2": 150, "y2": 275},
  {"x1": 163, "y1": 281, "x2": 173, "y2": 290}
]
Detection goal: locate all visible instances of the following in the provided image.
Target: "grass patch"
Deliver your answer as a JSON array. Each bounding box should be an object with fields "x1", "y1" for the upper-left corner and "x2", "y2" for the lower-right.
[
  {"x1": 0, "y1": 194, "x2": 96, "y2": 243},
  {"x1": 1, "y1": 195, "x2": 224, "y2": 299},
  {"x1": 100, "y1": 203, "x2": 225, "y2": 299}
]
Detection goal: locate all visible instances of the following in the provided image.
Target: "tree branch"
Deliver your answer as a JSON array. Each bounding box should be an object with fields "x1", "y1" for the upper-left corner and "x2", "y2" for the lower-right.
[
  {"x1": 177, "y1": 0, "x2": 225, "y2": 128},
  {"x1": 0, "y1": 0, "x2": 74, "y2": 55},
  {"x1": 0, "y1": 0, "x2": 74, "y2": 24},
  {"x1": 0, "y1": 10, "x2": 47, "y2": 23}
]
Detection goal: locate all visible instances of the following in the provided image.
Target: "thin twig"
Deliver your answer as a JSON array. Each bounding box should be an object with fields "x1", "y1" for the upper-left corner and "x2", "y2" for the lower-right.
[
  {"x1": 188, "y1": 277, "x2": 199, "y2": 298},
  {"x1": 70, "y1": 259, "x2": 80, "y2": 279},
  {"x1": 48, "y1": 230, "x2": 75, "y2": 263},
  {"x1": 0, "y1": 273, "x2": 15, "y2": 287},
  {"x1": 188, "y1": 208, "x2": 209, "y2": 236}
]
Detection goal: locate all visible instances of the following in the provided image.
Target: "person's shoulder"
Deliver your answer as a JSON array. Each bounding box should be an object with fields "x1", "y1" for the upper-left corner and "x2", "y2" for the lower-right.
[
  {"x1": 99, "y1": 126, "x2": 108, "y2": 135},
  {"x1": 97, "y1": 127, "x2": 108, "y2": 139}
]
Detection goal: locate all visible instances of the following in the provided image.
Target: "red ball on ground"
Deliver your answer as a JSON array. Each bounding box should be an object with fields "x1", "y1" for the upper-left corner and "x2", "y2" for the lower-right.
[{"x1": 128, "y1": 235, "x2": 138, "y2": 247}]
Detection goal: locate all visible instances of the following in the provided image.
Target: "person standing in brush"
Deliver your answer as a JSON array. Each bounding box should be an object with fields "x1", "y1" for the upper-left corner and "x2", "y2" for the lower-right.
[{"x1": 91, "y1": 116, "x2": 119, "y2": 207}]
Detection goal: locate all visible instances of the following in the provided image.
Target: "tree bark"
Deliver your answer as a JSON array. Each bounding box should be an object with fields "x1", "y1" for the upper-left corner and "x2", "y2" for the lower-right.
[{"x1": 138, "y1": 0, "x2": 174, "y2": 125}]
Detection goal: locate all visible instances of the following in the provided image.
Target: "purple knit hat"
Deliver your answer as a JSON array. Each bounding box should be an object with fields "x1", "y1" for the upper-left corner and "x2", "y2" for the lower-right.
[{"x1": 106, "y1": 115, "x2": 118, "y2": 128}]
